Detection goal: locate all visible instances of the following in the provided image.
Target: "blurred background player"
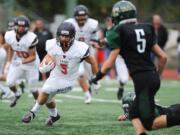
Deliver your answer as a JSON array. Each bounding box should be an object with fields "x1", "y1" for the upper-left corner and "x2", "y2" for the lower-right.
[
  {"x1": 102, "y1": 17, "x2": 129, "y2": 100},
  {"x1": 22, "y1": 22, "x2": 99, "y2": 126},
  {"x1": 0, "y1": 31, "x2": 13, "y2": 99},
  {"x1": 6, "y1": 17, "x2": 26, "y2": 94},
  {"x1": 34, "y1": 19, "x2": 53, "y2": 80},
  {"x1": 177, "y1": 32, "x2": 180, "y2": 78},
  {"x1": 4, "y1": 15, "x2": 40, "y2": 107},
  {"x1": 66, "y1": 5, "x2": 99, "y2": 104},
  {"x1": 0, "y1": 31, "x2": 6, "y2": 82},
  {"x1": 7, "y1": 17, "x2": 16, "y2": 31}
]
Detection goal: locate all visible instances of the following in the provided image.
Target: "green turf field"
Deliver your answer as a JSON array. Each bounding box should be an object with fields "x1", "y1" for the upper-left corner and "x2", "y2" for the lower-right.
[{"x1": 0, "y1": 80, "x2": 180, "y2": 135}]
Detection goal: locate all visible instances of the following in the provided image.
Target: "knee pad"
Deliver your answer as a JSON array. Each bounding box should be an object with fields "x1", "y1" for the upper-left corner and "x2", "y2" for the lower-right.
[
  {"x1": 6, "y1": 79, "x2": 16, "y2": 87},
  {"x1": 118, "y1": 75, "x2": 129, "y2": 84}
]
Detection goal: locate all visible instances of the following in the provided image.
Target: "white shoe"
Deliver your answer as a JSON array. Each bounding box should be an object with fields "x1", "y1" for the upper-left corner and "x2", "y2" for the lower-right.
[
  {"x1": 2, "y1": 91, "x2": 14, "y2": 100},
  {"x1": 84, "y1": 96, "x2": 92, "y2": 104}
]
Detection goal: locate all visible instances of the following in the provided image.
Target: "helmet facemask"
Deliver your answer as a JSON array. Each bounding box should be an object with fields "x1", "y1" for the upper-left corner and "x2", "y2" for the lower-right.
[
  {"x1": 57, "y1": 30, "x2": 75, "y2": 52},
  {"x1": 56, "y1": 22, "x2": 75, "y2": 52},
  {"x1": 75, "y1": 13, "x2": 88, "y2": 27},
  {"x1": 15, "y1": 25, "x2": 29, "y2": 37},
  {"x1": 74, "y1": 5, "x2": 89, "y2": 27},
  {"x1": 15, "y1": 16, "x2": 30, "y2": 38}
]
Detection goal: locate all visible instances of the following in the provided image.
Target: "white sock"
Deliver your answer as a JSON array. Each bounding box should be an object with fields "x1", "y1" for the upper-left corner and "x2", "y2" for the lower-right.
[
  {"x1": 14, "y1": 91, "x2": 20, "y2": 97},
  {"x1": 85, "y1": 91, "x2": 91, "y2": 97},
  {"x1": 48, "y1": 108, "x2": 58, "y2": 117},
  {"x1": 31, "y1": 101, "x2": 41, "y2": 114}
]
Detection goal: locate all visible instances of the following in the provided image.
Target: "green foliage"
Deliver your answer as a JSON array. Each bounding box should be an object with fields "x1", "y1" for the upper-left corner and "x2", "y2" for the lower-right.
[{"x1": 15, "y1": 0, "x2": 180, "y2": 23}]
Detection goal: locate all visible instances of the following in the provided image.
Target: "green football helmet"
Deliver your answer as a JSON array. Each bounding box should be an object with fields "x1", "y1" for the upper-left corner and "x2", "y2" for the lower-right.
[
  {"x1": 122, "y1": 92, "x2": 135, "y2": 118},
  {"x1": 111, "y1": 0, "x2": 137, "y2": 25}
]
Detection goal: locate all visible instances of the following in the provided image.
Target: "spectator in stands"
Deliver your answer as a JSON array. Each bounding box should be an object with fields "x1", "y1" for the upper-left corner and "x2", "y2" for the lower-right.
[
  {"x1": 152, "y1": 15, "x2": 168, "y2": 49},
  {"x1": 34, "y1": 19, "x2": 53, "y2": 80},
  {"x1": 151, "y1": 14, "x2": 168, "y2": 62},
  {"x1": 177, "y1": 32, "x2": 180, "y2": 78}
]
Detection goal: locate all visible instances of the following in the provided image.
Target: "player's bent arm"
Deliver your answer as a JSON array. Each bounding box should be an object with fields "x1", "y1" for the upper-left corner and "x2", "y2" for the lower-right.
[
  {"x1": 90, "y1": 48, "x2": 120, "y2": 83},
  {"x1": 22, "y1": 47, "x2": 36, "y2": 64},
  {"x1": 39, "y1": 54, "x2": 54, "y2": 66},
  {"x1": 151, "y1": 44, "x2": 168, "y2": 75},
  {"x1": 5, "y1": 43, "x2": 13, "y2": 63},
  {"x1": 84, "y1": 55, "x2": 98, "y2": 75},
  {"x1": 101, "y1": 48, "x2": 120, "y2": 74},
  {"x1": 39, "y1": 54, "x2": 55, "y2": 73}
]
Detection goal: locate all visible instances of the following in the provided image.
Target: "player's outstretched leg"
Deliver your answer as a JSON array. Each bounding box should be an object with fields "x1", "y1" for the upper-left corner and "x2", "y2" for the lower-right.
[
  {"x1": 10, "y1": 86, "x2": 21, "y2": 107},
  {"x1": 22, "y1": 91, "x2": 49, "y2": 123},
  {"x1": 45, "y1": 100, "x2": 60, "y2": 126},
  {"x1": 79, "y1": 77, "x2": 92, "y2": 104},
  {"x1": 22, "y1": 111, "x2": 35, "y2": 123},
  {"x1": 45, "y1": 113, "x2": 60, "y2": 126}
]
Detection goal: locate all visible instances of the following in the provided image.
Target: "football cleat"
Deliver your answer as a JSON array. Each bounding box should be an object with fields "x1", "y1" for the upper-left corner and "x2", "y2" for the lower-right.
[
  {"x1": 117, "y1": 88, "x2": 124, "y2": 100},
  {"x1": 19, "y1": 81, "x2": 25, "y2": 94},
  {"x1": 45, "y1": 113, "x2": 60, "y2": 126},
  {"x1": 84, "y1": 95, "x2": 92, "y2": 104},
  {"x1": 10, "y1": 94, "x2": 21, "y2": 107},
  {"x1": 0, "y1": 92, "x2": 5, "y2": 99},
  {"x1": 22, "y1": 111, "x2": 35, "y2": 123}
]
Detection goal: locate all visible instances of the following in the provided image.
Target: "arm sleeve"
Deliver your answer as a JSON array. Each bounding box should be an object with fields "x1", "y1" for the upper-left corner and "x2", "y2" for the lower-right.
[
  {"x1": 4, "y1": 32, "x2": 11, "y2": 45},
  {"x1": 80, "y1": 47, "x2": 90, "y2": 62},
  {"x1": 45, "y1": 40, "x2": 54, "y2": 57},
  {"x1": 106, "y1": 27, "x2": 121, "y2": 50},
  {"x1": 29, "y1": 37, "x2": 39, "y2": 49}
]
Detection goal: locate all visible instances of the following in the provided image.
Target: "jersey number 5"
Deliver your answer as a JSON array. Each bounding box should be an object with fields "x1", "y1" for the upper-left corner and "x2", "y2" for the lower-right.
[
  {"x1": 135, "y1": 29, "x2": 146, "y2": 53},
  {"x1": 60, "y1": 64, "x2": 68, "y2": 74}
]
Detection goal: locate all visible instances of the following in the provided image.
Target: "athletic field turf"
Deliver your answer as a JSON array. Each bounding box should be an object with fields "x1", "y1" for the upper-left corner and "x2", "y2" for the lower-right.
[{"x1": 0, "y1": 80, "x2": 179, "y2": 135}]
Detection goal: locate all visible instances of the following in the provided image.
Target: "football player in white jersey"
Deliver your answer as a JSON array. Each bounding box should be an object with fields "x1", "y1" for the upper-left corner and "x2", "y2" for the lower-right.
[
  {"x1": 0, "y1": 31, "x2": 15, "y2": 99},
  {"x1": 66, "y1": 5, "x2": 99, "y2": 104},
  {"x1": 100, "y1": 17, "x2": 129, "y2": 100},
  {"x1": 6, "y1": 17, "x2": 26, "y2": 94},
  {"x1": 22, "y1": 22, "x2": 99, "y2": 126},
  {"x1": 0, "y1": 31, "x2": 9, "y2": 97},
  {"x1": 4, "y1": 16, "x2": 40, "y2": 107}
]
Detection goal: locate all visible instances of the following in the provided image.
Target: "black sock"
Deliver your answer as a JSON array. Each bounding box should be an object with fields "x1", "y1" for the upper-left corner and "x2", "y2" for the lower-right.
[{"x1": 139, "y1": 132, "x2": 147, "y2": 135}]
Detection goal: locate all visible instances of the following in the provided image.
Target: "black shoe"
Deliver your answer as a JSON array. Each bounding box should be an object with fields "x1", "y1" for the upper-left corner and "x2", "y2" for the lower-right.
[
  {"x1": 0, "y1": 92, "x2": 5, "y2": 99},
  {"x1": 19, "y1": 82, "x2": 25, "y2": 94},
  {"x1": 45, "y1": 113, "x2": 60, "y2": 126},
  {"x1": 10, "y1": 95, "x2": 21, "y2": 107},
  {"x1": 22, "y1": 111, "x2": 35, "y2": 123},
  {"x1": 117, "y1": 88, "x2": 124, "y2": 100}
]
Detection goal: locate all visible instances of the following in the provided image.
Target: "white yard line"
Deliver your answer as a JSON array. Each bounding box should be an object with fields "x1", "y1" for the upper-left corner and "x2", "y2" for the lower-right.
[
  {"x1": 1, "y1": 100, "x2": 11, "y2": 103},
  {"x1": 28, "y1": 91, "x2": 159, "y2": 103},
  {"x1": 59, "y1": 94, "x2": 121, "y2": 104},
  {"x1": 57, "y1": 94, "x2": 159, "y2": 103}
]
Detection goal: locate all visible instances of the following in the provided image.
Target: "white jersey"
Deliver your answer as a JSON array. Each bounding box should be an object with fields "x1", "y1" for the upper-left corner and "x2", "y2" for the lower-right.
[
  {"x1": 5, "y1": 30, "x2": 40, "y2": 69},
  {"x1": 46, "y1": 39, "x2": 89, "y2": 82},
  {"x1": 65, "y1": 18, "x2": 98, "y2": 45},
  {"x1": 0, "y1": 47, "x2": 6, "y2": 74}
]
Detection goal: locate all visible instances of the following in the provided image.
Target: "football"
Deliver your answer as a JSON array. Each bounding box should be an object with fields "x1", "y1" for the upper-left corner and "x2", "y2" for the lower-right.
[{"x1": 39, "y1": 55, "x2": 56, "y2": 73}]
